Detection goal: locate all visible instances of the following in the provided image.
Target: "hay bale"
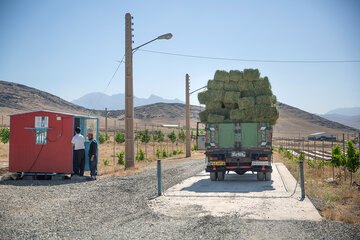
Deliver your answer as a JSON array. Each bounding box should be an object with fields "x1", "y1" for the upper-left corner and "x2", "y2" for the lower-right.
[
  {"x1": 238, "y1": 97, "x2": 255, "y2": 109},
  {"x1": 224, "y1": 103, "x2": 238, "y2": 109},
  {"x1": 206, "y1": 101, "x2": 223, "y2": 112},
  {"x1": 230, "y1": 109, "x2": 254, "y2": 121},
  {"x1": 223, "y1": 91, "x2": 241, "y2": 104},
  {"x1": 207, "y1": 89, "x2": 225, "y2": 102},
  {"x1": 223, "y1": 81, "x2": 239, "y2": 91},
  {"x1": 229, "y1": 70, "x2": 243, "y2": 82},
  {"x1": 253, "y1": 78, "x2": 271, "y2": 91},
  {"x1": 208, "y1": 113, "x2": 225, "y2": 122},
  {"x1": 214, "y1": 70, "x2": 229, "y2": 82},
  {"x1": 243, "y1": 69, "x2": 260, "y2": 81},
  {"x1": 238, "y1": 81, "x2": 254, "y2": 92},
  {"x1": 199, "y1": 110, "x2": 208, "y2": 123},
  {"x1": 271, "y1": 95, "x2": 277, "y2": 105},
  {"x1": 207, "y1": 80, "x2": 223, "y2": 90},
  {"x1": 198, "y1": 91, "x2": 209, "y2": 104},
  {"x1": 256, "y1": 95, "x2": 272, "y2": 105}
]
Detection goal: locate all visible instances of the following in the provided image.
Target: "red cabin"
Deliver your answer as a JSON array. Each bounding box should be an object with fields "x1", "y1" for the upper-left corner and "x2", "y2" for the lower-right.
[{"x1": 9, "y1": 111, "x2": 98, "y2": 174}]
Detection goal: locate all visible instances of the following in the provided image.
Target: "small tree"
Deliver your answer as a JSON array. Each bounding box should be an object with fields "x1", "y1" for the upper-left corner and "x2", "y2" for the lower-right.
[
  {"x1": 345, "y1": 140, "x2": 360, "y2": 185},
  {"x1": 167, "y1": 131, "x2": 177, "y2": 152},
  {"x1": 140, "y1": 129, "x2": 151, "y2": 158},
  {"x1": 191, "y1": 130, "x2": 196, "y2": 140},
  {"x1": 331, "y1": 144, "x2": 345, "y2": 180},
  {"x1": 115, "y1": 131, "x2": 125, "y2": 144},
  {"x1": 135, "y1": 131, "x2": 142, "y2": 155},
  {"x1": 0, "y1": 127, "x2": 10, "y2": 144},
  {"x1": 153, "y1": 130, "x2": 164, "y2": 150},
  {"x1": 178, "y1": 128, "x2": 186, "y2": 151}
]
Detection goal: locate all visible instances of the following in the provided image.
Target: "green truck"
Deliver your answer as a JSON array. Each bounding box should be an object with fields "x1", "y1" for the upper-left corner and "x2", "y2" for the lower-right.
[{"x1": 204, "y1": 121, "x2": 273, "y2": 181}]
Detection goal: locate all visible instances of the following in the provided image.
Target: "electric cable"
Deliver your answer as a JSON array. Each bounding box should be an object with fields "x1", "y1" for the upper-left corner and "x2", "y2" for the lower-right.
[{"x1": 139, "y1": 49, "x2": 360, "y2": 63}]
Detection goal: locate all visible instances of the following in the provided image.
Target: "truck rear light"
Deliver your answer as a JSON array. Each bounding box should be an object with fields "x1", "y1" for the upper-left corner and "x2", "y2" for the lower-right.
[
  {"x1": 213, "y1": 167, "x2": 216, "y2": 171},
  {"x1": 259, "y1": 157, "x2": 268, "y2": 160},
  {"x1": 262, "y1": 167, "x2": 265, "y2": 171}
]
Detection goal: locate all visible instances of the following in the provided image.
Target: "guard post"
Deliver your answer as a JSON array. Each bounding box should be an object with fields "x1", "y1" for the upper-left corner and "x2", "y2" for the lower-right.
[
  {"x1": 299, "y1": 159, "x2": 305, "y2": 200},
  {"x1": 157, "y1": 159, "x2": 162, "y2": 196}
]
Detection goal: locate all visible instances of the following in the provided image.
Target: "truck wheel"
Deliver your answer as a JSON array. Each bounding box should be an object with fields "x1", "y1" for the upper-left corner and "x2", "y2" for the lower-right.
[
  {"x1": 210, "y1": 172, "x2": 217, "y2": 181},
  {"x1": 265, "y1": 172, "x2": 272, "y2": 181},
  {"x1": 217, "y1": 171, "x2": 225, "y2": 181},
  {"x1": 257, "y1": 172, "x2": 264, "y2": 181}
]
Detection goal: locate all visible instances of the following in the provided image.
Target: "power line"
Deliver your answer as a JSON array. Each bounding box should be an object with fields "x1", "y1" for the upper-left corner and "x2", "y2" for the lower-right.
[
  {"x1": 139, "y1": 49, "x2": 360, "y2": 63},
  {"x1": 103, "y1": 54, "x2": 125, "y2": 93}
]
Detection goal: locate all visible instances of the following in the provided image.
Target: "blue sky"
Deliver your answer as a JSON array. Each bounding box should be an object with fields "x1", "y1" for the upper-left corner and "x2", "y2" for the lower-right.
[{"x1": 0, "y1": 0, "x2": 359, "y2": 114}]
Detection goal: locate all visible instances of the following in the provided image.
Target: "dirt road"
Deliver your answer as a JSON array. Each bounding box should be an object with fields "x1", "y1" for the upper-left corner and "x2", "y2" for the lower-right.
[{"x1": 0, "y1": 158, "x2": 359, "y2": 239}]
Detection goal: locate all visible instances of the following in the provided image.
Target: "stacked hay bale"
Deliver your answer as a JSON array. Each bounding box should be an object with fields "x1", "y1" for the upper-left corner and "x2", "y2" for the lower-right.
[{"x1": 198, "y1": 69, "x2": 279, "y2": 125}]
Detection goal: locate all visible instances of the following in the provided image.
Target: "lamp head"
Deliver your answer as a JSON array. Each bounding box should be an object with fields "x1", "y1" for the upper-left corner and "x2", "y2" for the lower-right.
[{"x1": 157, "y1": 33, "x2": 173, "y2": 40}]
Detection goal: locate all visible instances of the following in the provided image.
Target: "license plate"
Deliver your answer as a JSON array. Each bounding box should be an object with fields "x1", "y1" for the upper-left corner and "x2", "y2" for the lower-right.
[
  {"x1": 231, "y1": 151, "x2": 246, "y2": 157},
  {"x1": 251, "y1": 161, "x2": 270, "y2": 166},
  {"x1": 210, "y1": 161, "x2": 225, "y2": 166}
]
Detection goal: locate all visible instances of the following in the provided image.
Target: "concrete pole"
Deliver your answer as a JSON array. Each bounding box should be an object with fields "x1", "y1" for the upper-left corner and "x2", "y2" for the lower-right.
[
  {"x1": 105, "y1": 107, "x2": 108, "y2": 136},
  {"x1": 186, "y1": 74, "x2": 191, "y2": 157},
  {"x1": 113, "y1": 119, "x2": 116, "y2": 165},
  {"x1": 343, "y1": 133, "x2": 346, "y2": 181},
  {"x1": 125, "y1": 13, "x2": 135, "y2": 168}
]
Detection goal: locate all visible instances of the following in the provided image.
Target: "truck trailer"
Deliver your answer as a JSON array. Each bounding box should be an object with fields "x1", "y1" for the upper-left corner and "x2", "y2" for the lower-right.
[{"x1": 204, "y1": 121, "x2": 272, "y2": 181}]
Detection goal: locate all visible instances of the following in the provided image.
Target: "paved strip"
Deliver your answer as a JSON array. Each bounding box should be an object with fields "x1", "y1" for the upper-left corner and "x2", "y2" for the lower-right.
[{"x1": 150, "y1": 163, "x2": 322, "y2": 221}]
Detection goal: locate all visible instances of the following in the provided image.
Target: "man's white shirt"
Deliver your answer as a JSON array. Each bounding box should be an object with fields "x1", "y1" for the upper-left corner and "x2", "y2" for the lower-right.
[{"x1": 71, "y1": 134, "x2": 85, "y2": 150}]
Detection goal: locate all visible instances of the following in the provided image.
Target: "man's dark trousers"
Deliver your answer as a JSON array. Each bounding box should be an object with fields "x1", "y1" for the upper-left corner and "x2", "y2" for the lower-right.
[
  {"x1": 73, "y1": 149, "x2": 85, "y2": 176},
  {"x1": 89, "y1": 156, "x2": 97, "y2": 177}
]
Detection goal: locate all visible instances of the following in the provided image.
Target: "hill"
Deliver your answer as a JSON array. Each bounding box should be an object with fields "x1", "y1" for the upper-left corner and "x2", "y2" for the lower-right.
[
  {"x1": 325, "y1": 107, "x2": 360, "y2": 116},
  {"x1": 71, "y1": 92, "x2": 183, "y2": 110},
  {"x1": 0, "y1": 80, "x2": 358, "y2": 137}
]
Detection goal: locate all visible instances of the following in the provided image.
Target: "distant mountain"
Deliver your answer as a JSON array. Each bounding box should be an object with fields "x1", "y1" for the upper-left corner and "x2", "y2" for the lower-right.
[
  {"x1": 325, "y1": 107, "x2": 360, "y2": 116},
  {"x1": 71, "y1": 92, "x2": 183, "y2": 110},
  {"x1": 320, "y1": 113, "x2": 360, "y2": 129}
]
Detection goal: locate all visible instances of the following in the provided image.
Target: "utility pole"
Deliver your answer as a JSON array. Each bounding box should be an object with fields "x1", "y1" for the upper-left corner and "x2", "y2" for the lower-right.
[
  {"x1": 186, "y1": 74, "x2": 191, "y2": 157},
  {"x1": 105, "y1": 107, "x2": 108, "y2": 136},
  {"x1": 125, "y1": 13, "x2": 135, "y2": 168},
  {"x1": 113, "y1": 119, "x2": 116, "y2": 165}
]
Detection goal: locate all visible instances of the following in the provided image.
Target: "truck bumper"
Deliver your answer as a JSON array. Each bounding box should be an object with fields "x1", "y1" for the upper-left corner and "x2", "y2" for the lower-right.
[{"x1": 206, "y1": 165, "x2": 272, "y2": 173}]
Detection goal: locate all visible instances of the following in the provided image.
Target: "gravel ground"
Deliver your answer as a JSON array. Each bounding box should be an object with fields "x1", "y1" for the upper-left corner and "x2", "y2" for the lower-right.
[{"x1": 0, "y1": 158, "x2": 359, "y2": 240}]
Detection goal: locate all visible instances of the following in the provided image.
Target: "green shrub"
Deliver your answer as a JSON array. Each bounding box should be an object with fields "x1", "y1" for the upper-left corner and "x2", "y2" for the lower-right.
[
  {"x1": 98, "y1": 132, "x2": 106, "y2": 144},
  {"x1": 115, "y1": 131, "x2": 125, "y2": 144},
  {"x1": 103, "y1": 159, "x2": 109, "y2": 166},
  {"x1": 173, "y1": 150, "x2": 177, "y2": 155},
  {"x1": 136, "y1": 148, "x2": 145, "y2": 161},
  {"x1": 192, "y1": 144, "x2": 197, "y2": 151},
  {"x1": 279, "y1": 145, "x2": 284, "y2": 152},
  {"x1": 283, "y1": 150, "x2": 293, "y2": 160},
  {"x1": 307, "y1": 160, "x2": 315, "y2": 168},
  {"x1": 162, "y1": 147, "x2": 168, "y2": 158},
  {"x1": 116, "y1": 151, "x2": 125, "y2": 165},
  {"x1": 178, "y1": 150, "x2": 184, "y2": 154},
  {"x1": 0, "y1": 127, "x2": 10, "y2": 144},
  {"x1": 156, "y1": 149, "x2": 161, "y2": 159}
]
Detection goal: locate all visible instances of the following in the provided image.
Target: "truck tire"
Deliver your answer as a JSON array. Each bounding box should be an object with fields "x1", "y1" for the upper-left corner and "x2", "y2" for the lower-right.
[
  {"x1": 265, "y1": 172, "x2": 272, "y2": 181},
  {"x1": 210, "y1": 172, "x2": 217, "y2": 181},
  {"x1": 217, "y1": 171, "x2": 225, "y2": 181},
  {"x1": 257, "y1": 172, "x2": 264, "y2": 181}
]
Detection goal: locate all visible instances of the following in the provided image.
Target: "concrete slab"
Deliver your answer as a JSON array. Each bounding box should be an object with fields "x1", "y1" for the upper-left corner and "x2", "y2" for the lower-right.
[{"x1": 150, "y1": 163, "x2": 322, "y2": 221}]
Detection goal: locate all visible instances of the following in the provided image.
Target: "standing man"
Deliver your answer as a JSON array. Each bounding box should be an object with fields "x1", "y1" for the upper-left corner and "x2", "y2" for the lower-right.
[
  {"x1": 71, "y1": 127, "x2": 85, "y2": 176},
  {"x1": 87, "y1": 132, "x2": 98, "y2": 180}
]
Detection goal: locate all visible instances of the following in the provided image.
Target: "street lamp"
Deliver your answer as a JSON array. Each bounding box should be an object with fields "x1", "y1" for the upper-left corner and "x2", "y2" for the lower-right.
[{"x1": 125, "y1": 13, "x2": 172, "y2": 168}]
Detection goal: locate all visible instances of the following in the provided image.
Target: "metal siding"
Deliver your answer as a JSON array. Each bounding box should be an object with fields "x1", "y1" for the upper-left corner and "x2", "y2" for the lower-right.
[
  {"x1": 241, "y1": 123, "x2": 258, "y2": 147},
  {"x1": 9, "y1": 111, "x2": 74, "y2": 173},
  {"x1": 218, "y1": 123, "x2": 235, "y2": 148}
]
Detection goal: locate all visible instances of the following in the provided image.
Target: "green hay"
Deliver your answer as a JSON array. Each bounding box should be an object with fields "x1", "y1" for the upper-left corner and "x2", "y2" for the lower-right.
[
  {"x1": 271, "y1": 95, "x2": 277, "y2": 105},
  {"x1": 230, "y1": 109, "x2": 254, "y2": 121},
  {"x1": 253, "y1": 78, "x2": 271, "y2": 91},
  {"x1": 229, "y1": 70, "x2": 243, "y2": 82},
  {"x1": 223, "y1": 91, "x2": 241, "y2": 104},
  {"x1": 208, "y1": 90, "x2": 225, "y2": 102},
  {"x1": 243, "y1": 69, "x2": 260, "y2": 81},
  {"x1": 238, "y1": 81, "x2": 254, "y2": 92},
  {"x1": 208, "y1": 113, "x2": 225, "y2": 122},
  {"x1": 256, "y1": 88, "x2": 273, "y2": 96},
  {"x1": 199, "y1": 110, "x2": 208, "y2": 123},
  {"x1": 256, "y1": 95, "x2": 273, "y2": 105},
  {"x1": 223, "y1": 81, "x2": 239, "y2": 91},
  {"x1": 238, "y1": 97, "x2": 255, "y2": 109},
  {"x1": 206, "y1": 101, "x2": 223, "y2": 112},
  {"x1": 224, "y1": 103, "x2": 238, "y2": 109},
  {"x1": 207, "y1": 80, "x2": 223, "y2": 90},
  {"x1": 214, "y1": 70, "x2": 229, "y2": 82},
  {"x1": 198, "y1": 91, "x2": 209, "y2": 104}
]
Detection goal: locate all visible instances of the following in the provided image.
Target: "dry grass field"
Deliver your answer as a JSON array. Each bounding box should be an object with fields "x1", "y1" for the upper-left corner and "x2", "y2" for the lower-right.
[{"x1": 273, "y1": 151, "x2": 360, "y2": 225}]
